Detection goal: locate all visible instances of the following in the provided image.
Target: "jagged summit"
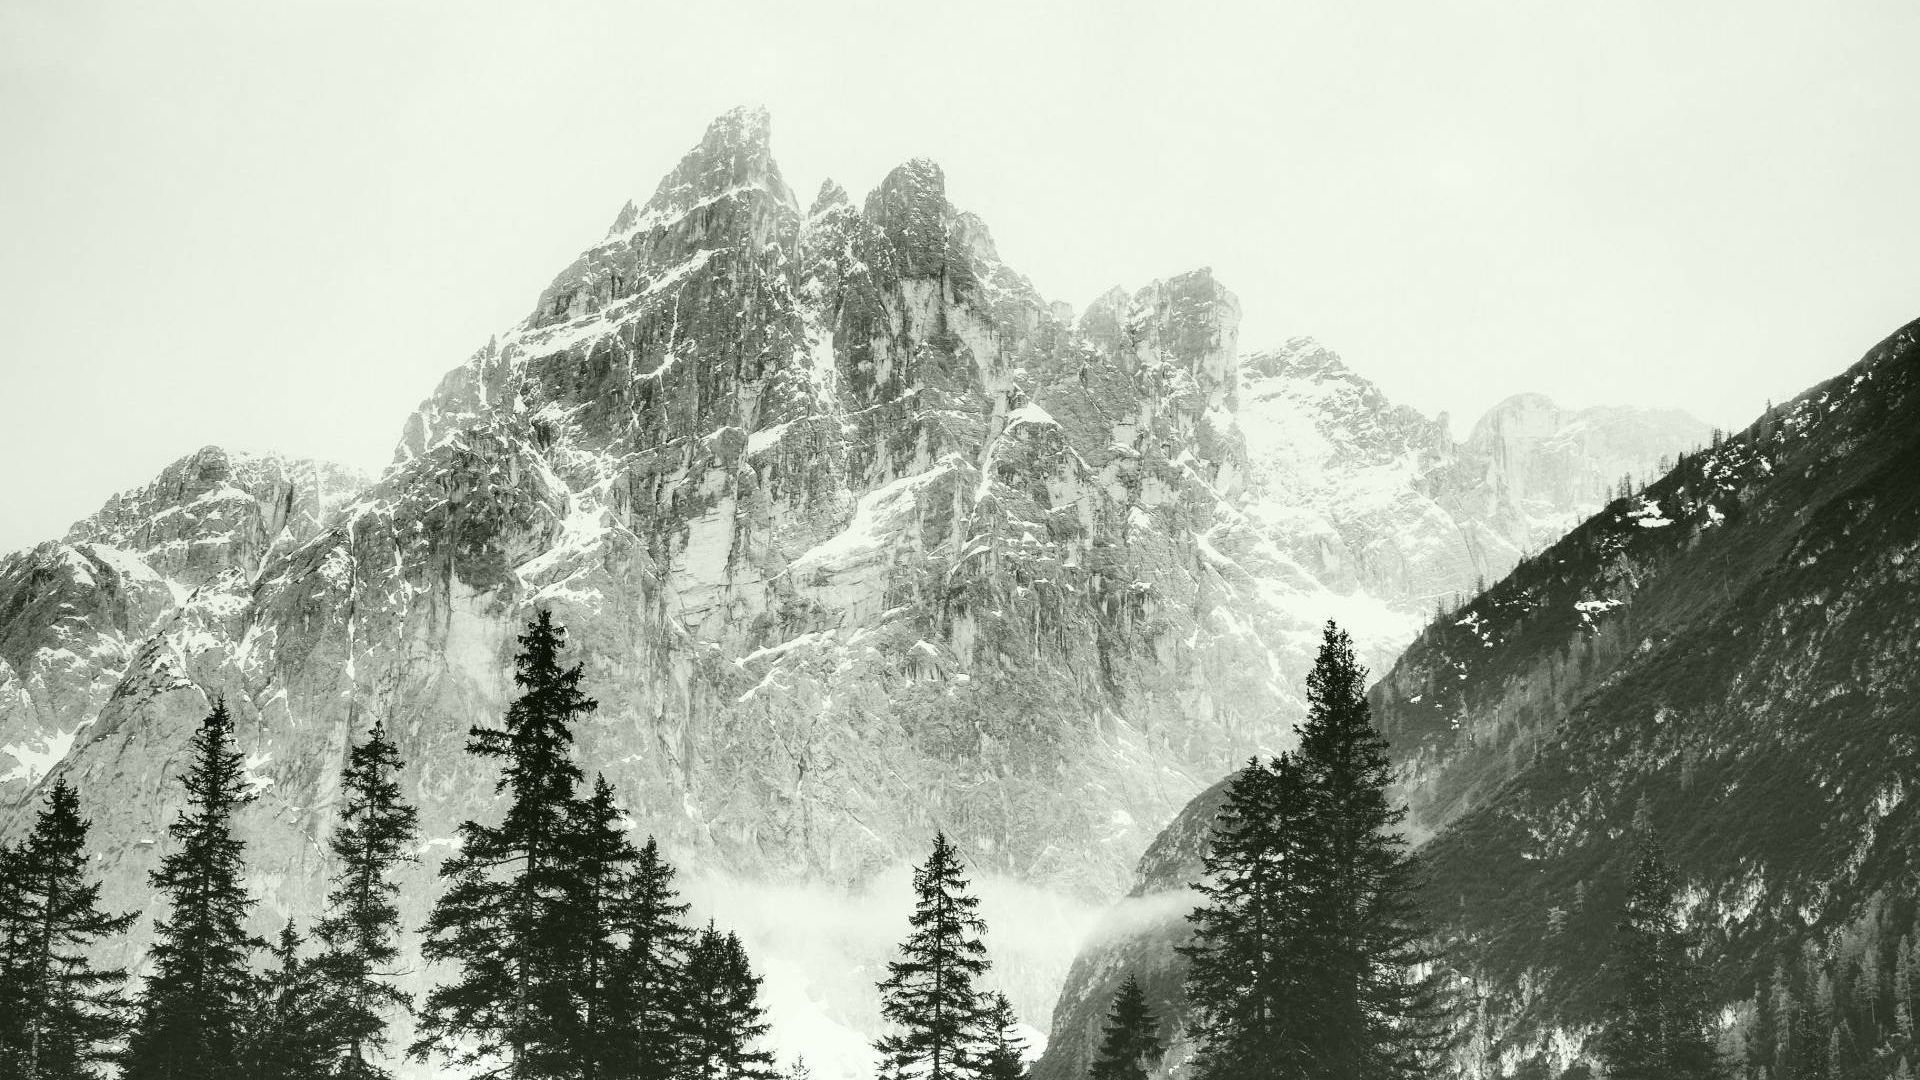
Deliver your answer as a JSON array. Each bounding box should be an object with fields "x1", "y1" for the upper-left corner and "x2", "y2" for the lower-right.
[
  {"x1": 808, "y1": 177, "x2": 851, "y2": 217},
  {"x1": 64, "y1": 445, "x2": 365, "y2": 586}
]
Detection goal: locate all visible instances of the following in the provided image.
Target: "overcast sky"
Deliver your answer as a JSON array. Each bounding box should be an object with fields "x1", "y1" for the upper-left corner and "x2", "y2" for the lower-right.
[{"x1": 3, "y1": 0, "x2": 1916, "y2": 554}]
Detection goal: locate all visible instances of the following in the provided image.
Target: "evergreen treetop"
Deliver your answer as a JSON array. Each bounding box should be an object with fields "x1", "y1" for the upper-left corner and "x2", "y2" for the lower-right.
[
  {"x1": 1293, "y1": 621, "x2": 1446, "y2": 1079},
  {"x1": 682, "y1": 922, "x2": 778, "y2": 1080},
  {"x1": 978, "y1": 993, "x2": 1028, "y2": 1080},
  {"x1": 414, "y1": 610, "x2": 600, "y2": 1079},
  {"x1": 1181, "y1": 755, "x2": 1323, "y2": 1080},
  {"x1": 1600, "y1": 837, "x2": 1719, "y2": 1080},
  {"x1": 874, "y1": 832, "x2": 992, "y2": 1080},
  {"x1": 239, "y1": 920, "x2": 336, "y2": 1080},
  {"x1": 313, "y1": 719, "x2": 420, "y2": 1080},
  {"x1": 124, "y1": 699, "x2": 263, "y2": 1080},
  {"x1": 1088, "y1": 975, "x2": 1162, "y2": 1080},
  {"x1": 0, "y1": 779, "x2": 136, "y2": 1080}
]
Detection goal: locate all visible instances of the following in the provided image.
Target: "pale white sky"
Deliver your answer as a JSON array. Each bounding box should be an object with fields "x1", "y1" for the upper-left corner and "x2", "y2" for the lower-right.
[{"x1": 3, "y1": 0, "x2": 1916, "y2": 554}]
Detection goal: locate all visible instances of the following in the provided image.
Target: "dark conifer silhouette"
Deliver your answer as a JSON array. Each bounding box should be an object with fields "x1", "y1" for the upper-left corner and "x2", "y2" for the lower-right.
[
  {"x1": 1088, "y1": 975, "x2": 1162, "y2": 1080},
  {"x1": 1599, "y1": 837, "x2": 1720, "y2": 1080},
  {"x1": 613, "y1": 835, "x2": 696, "y2": 1080},
  {"x1": 564, "y1": 774, "x2": 642, "y2": 1080},
  {"x1": 0, "y1": 780, "x2": 135, "y2": 1080},
  {"x1": 0, "y1": 839, "x2": 26, "y2": 1067},
  {"x1": 1292, "y1": 621, "x2": 1446, "y2": 1078},
  {"x1": 123, "y1": 700, "x2": 263, "y2": 1080},
  {"x1": 681, "y1": 923, "x2": 777, "y2": 1080},
  {"x1": 313, "y1": 719, "x2": 420, "y2": 1080},
  {"x1": 978, "y1": 993, "x2": 1028, "y2": 1080},
  {"x1": 239, "y1": 921, "x2": 335, "y2": 1080},
  {"x1": 1181, "y1": 755, "x2": 1321, "y2": 1079},
  {"x1": 414, "y1": 609, "x2": 598, "y2": 1078},
  {"x1": 1184, "y1": 623, "x2": 1445, "y2": 1080},
  {"x1": 874, "y1": 832, "x2": 991, "y2": 1080}
]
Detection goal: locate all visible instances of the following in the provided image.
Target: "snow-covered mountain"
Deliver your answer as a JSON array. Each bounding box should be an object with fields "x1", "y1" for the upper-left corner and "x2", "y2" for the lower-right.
[
  {"x1": 0, "y1": 109, "x2": 1704, "y2": 1077},
  {"x1": 1234, "y1": 336, "x2": 1710, "y2": 662}
]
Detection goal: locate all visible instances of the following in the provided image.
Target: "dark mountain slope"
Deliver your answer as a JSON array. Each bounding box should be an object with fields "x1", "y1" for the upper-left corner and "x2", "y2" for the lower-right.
[
  {"x1": 1036, "y1": 317, "x2": 1920, "y2": 1078},
  {"x1": 1374, "y1": 319, "x2": 1920, "y2": 1067}
]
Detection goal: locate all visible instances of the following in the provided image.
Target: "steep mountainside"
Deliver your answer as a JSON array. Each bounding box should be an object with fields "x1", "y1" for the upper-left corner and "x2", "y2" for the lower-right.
[
  {"x1": 0, "y1": 110, "x2": 1708, "y2": 1076},
  {"x1": 1234, "y1": 337, "x2": 1706, "y2": 634},
  {"x1": 1372, "y1": 318, "x2": 1920, "y2": 1074},
  {"x1": 0, "y1": 447, "x2": 363, "y2": 787},
  {"x1": 1036, "y1": 318, "x2": 1920, "y2": 1079}
]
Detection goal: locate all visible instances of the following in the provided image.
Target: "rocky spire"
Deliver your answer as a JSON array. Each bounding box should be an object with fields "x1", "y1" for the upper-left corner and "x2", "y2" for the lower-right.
[
  {"x1": 532, "y1": 106, "x2": 801, "y2": 329},
  {"x1": 864, "y1": 158, "x2": 950, "y2": 278}
]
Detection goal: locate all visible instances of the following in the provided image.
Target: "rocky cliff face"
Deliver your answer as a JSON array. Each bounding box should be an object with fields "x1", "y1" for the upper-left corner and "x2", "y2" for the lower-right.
[
  {"x1": 0, "y1": 447, "x2": 363, "y2": 789},
  {"x1": 1233, "y1": 336, "x2": 1708, "y2": 670},
  {"x1": 0, "y1": 110, "x2": 1709, "y2": 1078},
  {"x1": 1035, "y1": 317, "x2": 1920, "y2": 1080},
  {"x1": 1457, "y1": 391, "x2": 1710, "y2": 559}
]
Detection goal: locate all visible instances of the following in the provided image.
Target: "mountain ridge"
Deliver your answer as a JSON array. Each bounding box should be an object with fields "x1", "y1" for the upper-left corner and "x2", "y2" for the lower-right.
[{"x1": 1032, "y1": 314, "x2": 1920, "y2": 1079}]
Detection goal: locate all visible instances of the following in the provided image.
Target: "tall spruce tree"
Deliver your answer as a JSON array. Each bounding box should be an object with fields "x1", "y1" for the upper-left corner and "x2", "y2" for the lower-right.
[
  {"x1": 613, "y1": 835, "x2": 697, "y2": 1080},
  {"x1": 414, "y1": 609, "x2": 598, "y2": 1080},
  {"x1": 1181, "y1": 755, "x2": 1322, "y2": 1079},
  {"x1": 0, "y1": 839, "x2": 27, "y2": 1067},
  {"x1": 564, "y1": 774, "x2": 642, "y2": 1080},
  {"x1": 978, "y1": 993, "x2": 1028, "y2": 1080},
  {"x1": 313, "y1": 719, "x2": 420, "y2": 1080},
  {"x1": 124, "y1": 700, "x2": 263, "y2": 1080},
  {"x1": 1292, "y1": 621, "x2": 1446, "y2": 1077},
  {"x1": 681, "y1": 923, "x2": 777, "y2": 1080},
  {"x1": 1089, "y1": 975, "x2": 1162, "y2": 1080},
  {"x1": 1599, "y1": 838, "x2": 1720, "y2": 1080},
  {"x1": 874, "y1": 832, "x2": 992, "y2": 1080},
  {"x1": 0, "y1": 780, "x2": 136, "y2": 1080},
  {"x1": 239, "y1": 921, "x2": 335, "y2": 1080}
]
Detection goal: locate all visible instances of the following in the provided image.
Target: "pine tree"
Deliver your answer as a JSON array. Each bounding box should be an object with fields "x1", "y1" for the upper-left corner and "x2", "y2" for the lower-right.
[
  {"x1": 0, "y1": 840, "x2": 27, "y2": 1069},
  {"x1": 564, "y1": 775, "x2": 641, "y2": 1080},
  {"x1": 681, "y1": 924, "x2": 777, "y2": 1080},
  {"x1": 1292, "y1": 621, "x2": 1446, "y2": 1078},
  {"x1": 1598, "y1": 837, "x2": 1719, "y2": 1080},
  {"x1": 1180, "y1": 755, "x2": 1322, "y2": 1080},
  {"x1": 1088, "y1": 975, "x2": 1162, "y2": 1080},
  {"x1": 413, "y1": 609, "x2": 598, "y2": 1079},
  {"x1": 239, "y1": 921, "x2": 335, "y2": 1080},
  {"x1": 124, "y1": 700, "x2": 263, "y2": 1080},
  {"x1": 977, "y1": 993, "x2": 1028, "y2": 1080},
  {"x1": 313, "y1": 719, "x2": 420, "y2": 1080},
  {"x1": 0, "y1": 780, "x2": 136, "y2": 1080},
  {"x1": 612, "y1": 835, "x2": 697, "y2": 1080},
  {"x1": 874, "y1": 832, "x2": 992, "y2": 1080}
]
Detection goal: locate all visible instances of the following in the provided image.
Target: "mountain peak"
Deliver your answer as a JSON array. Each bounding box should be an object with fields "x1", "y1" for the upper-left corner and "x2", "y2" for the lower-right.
[
  {"x1": 864, "y1": 156, "x2": 948, "y2": 217},
  {"x1": 603, "y1": 107, "x2": 796, "y2": 244},
  {"x1": 1242, "y1": 335, "x2": 1352, "y2": 380},
  {"x1": 808, "y1": 178, "x2": 851, "y2": 218},
  {"x1": 862, "y1": 157, "x2": 951, "y2": 277},
  {"x1": 702, "y1": 103, "x2": 772, "y2": 150}
]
